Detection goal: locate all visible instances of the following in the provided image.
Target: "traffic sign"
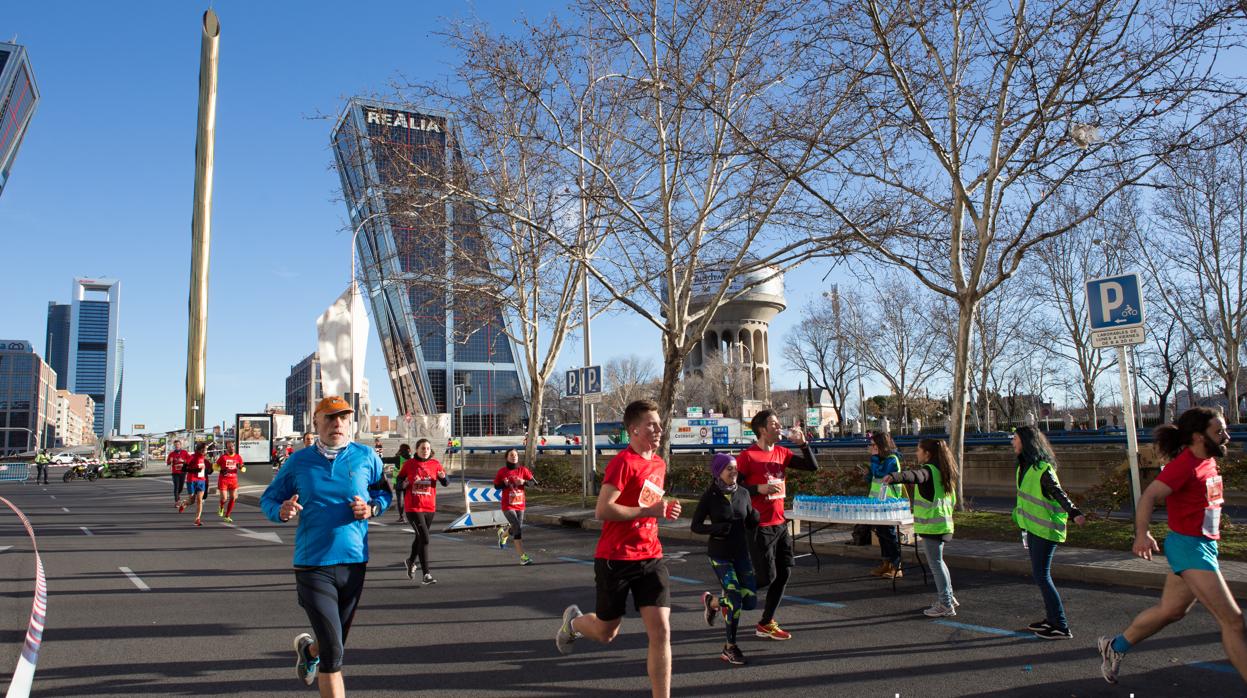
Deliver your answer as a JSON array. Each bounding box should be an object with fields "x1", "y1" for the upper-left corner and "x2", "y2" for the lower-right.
[
  {"x1": 454, "y1": 385, "x2": 468, "y2": 408},
  {"x1": 583, "y1": 365, "x2": 602, "y2": 395},
  {"x1": 566, "y1": 368, "x2": 581, "y2": 397},
  {"x1": 1086, "y1": 273, "x2": 1146, "y2": 347}
]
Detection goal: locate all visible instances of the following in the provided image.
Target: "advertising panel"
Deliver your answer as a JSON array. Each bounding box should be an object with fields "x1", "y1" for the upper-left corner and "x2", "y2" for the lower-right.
[{"x1": 235, "y1": 414, "x2": 274, "y2": 465}]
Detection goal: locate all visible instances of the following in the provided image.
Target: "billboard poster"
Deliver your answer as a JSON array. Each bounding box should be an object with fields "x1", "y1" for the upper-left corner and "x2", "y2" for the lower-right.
[
  {"x1": 147, "y1": 437, "x2": 167, "y2": 460},
  {"x1": 235, "y1": 414, "x2": 273, "y2": 465}
]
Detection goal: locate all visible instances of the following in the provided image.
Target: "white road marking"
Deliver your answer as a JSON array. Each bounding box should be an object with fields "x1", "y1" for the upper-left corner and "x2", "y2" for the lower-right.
[
  {"x1": 61, "y1": 507, "x2": 70, "y2": 513},
  {"x1": 49, "y1": 495, "x2": 56, "y2": 499},
  {"x1": 0, "y1": 545, "x2": 11, "y2": 553},
  {"x1": 119, "y1": 566, "x2": 150, "y2": 591},
  {"x1": 222, "y1": 522, "x2": 282, "y2": 544},
  {"x1": 80, "y1": 527, "x2": 93, "y2": 536},
  {"x1": 368, "y1": 520, "x2": 388, "y2": 527}
]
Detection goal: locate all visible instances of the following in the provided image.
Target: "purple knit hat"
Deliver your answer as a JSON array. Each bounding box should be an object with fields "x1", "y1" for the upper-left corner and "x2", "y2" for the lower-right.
[{"x1": 710, "y1": 453, "x2": 736, "y2": 480}]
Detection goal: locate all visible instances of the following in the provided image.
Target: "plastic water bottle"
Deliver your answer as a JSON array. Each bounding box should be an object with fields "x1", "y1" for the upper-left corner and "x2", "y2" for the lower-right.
[{"x1": 1022, "y1": 531, "x2": 1029, "y2": 550}]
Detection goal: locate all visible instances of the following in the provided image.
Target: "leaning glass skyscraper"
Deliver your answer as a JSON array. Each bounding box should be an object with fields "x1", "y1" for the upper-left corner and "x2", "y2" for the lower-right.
[
  {"x1": 330, "y1": 98, "x2": 526, "y2": 436},
  {"x1": 0, "y1": 40, "x2": 40, "y2": 199}
]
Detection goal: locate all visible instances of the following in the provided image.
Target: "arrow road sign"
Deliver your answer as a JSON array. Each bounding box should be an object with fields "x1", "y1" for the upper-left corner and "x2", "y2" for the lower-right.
[
  {"x1": 566, "y1": 368, "x2": 581, "y2": 397},
  {"x1": 583, "y1": 365, "x2": 602, "y2": 395}
]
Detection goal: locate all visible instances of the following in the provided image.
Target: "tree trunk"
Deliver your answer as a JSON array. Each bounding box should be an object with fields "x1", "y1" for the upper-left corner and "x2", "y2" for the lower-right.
[
  {"x1": 524, "y1": 372, "x2": 546, "y2": 467},
  {"x1": 656, "y1": 337, "x2": 685, "y2": 461},
  {"x1": 1084, "y1": 382, "x2": 1098, "y2": 429},
  {"x1": 1224, "y1": 352, "x2": 1242, "y2": 423},
  {"x1": 949, "y1": 295, "x2": 977, "y2": 509}
]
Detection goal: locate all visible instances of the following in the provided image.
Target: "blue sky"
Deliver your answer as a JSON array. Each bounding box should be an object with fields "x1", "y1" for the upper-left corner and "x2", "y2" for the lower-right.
[{"x1": 0, "y1": 1, "x2": 839, "y2": 433}]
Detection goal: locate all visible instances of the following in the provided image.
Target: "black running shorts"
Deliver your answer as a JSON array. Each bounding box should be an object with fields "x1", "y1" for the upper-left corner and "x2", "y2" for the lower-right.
[{"x1": 593, "y1": 557, "x2": 670, "y2": 621}]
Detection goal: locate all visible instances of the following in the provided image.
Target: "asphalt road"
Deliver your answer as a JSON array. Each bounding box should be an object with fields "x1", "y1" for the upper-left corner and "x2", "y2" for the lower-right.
[{"x1": 1, "y1": 476, "x2": 1244, "y2": 697}]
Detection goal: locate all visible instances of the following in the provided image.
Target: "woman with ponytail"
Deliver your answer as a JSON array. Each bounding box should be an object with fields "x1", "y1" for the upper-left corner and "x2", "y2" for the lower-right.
[
  {"x1": 1097, "y1": 407, "x2": 1246, "y2": 685},
  {"x1": 882, "y1": 438, "x2": 959, "y2": 617}
]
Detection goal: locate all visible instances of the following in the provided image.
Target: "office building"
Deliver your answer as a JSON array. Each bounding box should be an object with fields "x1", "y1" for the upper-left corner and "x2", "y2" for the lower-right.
[
  {"x1": 0, "y1": 41, "x2": 40, "y2": 199},
  {"x1": 0, "y1": 340, "x2": 56, "y2": 455},
  {"x1": 45, "y1": 302, "x2": 69, "y2": 389},
  {"x1": 65, "y1": 278, "x2": 122, "y2": 436},
  {"x1": 53, "y1": 389, "x2": 94, "y2": 447},
  {"x1": 330, "y1": 98, "x2": 526, "y2": 435},
  {"x1": 285, "y1": 352, "x2": 322, "y2": 434}
]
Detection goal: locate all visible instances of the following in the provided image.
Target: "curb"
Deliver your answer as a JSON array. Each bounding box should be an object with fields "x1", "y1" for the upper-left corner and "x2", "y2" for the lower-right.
[{"x1": 234, "y1": 491, "x2": 1246, "y2": 598}]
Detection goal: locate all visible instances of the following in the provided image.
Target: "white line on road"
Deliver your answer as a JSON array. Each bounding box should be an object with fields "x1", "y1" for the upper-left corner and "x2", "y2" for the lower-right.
[
  {"x1": 222, "y1": 522, "x2": 282, "y2": 544},
  {"x1": 80, "y1": 527, "x2": 93, "y2": 536},
  {"x1": 119, "y1": 566, "x2": 150, "y2": 591},
  {"x1": 0, "y1": 545, "x2": 11, "y2": 553},
  {"x1": 49, "y1": 495, "x2": 56, "y2": 499},
  {"x1": 368, "y1": 520, "x2": 388, "y2": 527},
  {"x1": 61, "y1": 507, "x2": 70, "y2": 513}
]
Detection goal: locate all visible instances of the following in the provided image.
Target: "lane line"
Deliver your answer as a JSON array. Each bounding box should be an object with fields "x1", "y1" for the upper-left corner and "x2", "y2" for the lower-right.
[
  {"x1": 119, "y1": 567, "x2": 150, "y2": 592},
  {"x1": 60, "y1": 507, "x2": 70, "y2": 513},
  {"x1": 933, "y1": 620, "x2": 1035, "y2": 639},
  {"x1": 557, "y1": 556, "x2": 594, "y2": 566},
  {"x1": 368, "y1": 520, "x2": 388, "y2": 527},
  {"x1": 669, "y1": 575, "x2": 703, "y2": 585},
  {"x1": 80, "y1": 527, "x2": 93, "y2": 536},
  {"x1": 786, "y1": 595, "x2": 847, "y2": 609},
  {"x1": 432, "y1": 533, "x2": 459, "y2": 542},
  {"x1": 48, "y1": 496, "x2": 55, "y2": 500},
  {"x1": 0, "y1": 545, "x2": 11, "y2": 553}
]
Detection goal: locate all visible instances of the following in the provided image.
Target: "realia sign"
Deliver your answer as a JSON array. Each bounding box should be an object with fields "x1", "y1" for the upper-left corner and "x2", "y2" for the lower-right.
[{"x1": 365, "y1": 110, "x2": 443, "y2": 133}]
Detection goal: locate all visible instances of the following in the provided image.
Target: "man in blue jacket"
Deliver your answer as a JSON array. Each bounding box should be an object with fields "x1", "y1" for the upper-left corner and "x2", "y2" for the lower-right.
[{"x1": 261, "y1": 395, "x2": 392, "y2": 698}]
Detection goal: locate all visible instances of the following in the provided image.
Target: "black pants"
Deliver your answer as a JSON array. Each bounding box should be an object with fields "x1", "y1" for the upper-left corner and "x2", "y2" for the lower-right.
[
  {"x1": 875, "y1": 525, "x2": 901, "y2": 565},
  {"x1": 295, "y1": 563, "x2": 367, "y2": 673},
  {"x1": 35, "y1": 464, "x2": 48, "y2": 484},
  {"x1": 750, "y1": 524, "x2": 794, "y2": 625},
  {"x1": 171, "y1": 473, "x2": 185, "y2": 501},
  {"x1": 407, "y1": 512, "x2": 435, "y2": 572}
]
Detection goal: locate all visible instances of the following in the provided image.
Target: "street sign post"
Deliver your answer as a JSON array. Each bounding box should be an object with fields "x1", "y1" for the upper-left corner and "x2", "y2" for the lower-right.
[
  {"x1": 565, "y1": 369, "x2": 581, "y2": 397},
  {"x1": 1085, "y1": 272, "x2": 1146, "y2": 507}
]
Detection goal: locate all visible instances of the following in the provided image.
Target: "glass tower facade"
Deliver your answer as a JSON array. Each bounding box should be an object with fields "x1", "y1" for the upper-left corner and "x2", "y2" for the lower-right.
[
  {"x1": 66, "y1": 278, "x2": 122, "y2": 436},
  {"x1": 330, "y1": 98, "x2": 526, "y2": 436},
  {"x1": 45, "y1": 302, "x2": 70, "y2": 389},
  {"x1": 0, "y1": 340, "x2": 57, "y2": 456},
  {"x1": 285, "y1": 352, "x2": 322, "y2": 435},
  {"x1": 0, "y1": 41, "x2": 40, "y2": 199}
]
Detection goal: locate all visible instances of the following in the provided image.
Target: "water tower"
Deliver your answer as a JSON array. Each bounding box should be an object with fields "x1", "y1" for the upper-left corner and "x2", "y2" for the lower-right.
[{"x1": 684, "y1": 266, "x2": 786, "y2": 404}]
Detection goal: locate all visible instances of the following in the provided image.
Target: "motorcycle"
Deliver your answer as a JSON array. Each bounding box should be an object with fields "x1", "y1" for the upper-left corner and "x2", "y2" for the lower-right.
[{"x1": 62, "y1": 461, "x2": 102, "y2": 482}]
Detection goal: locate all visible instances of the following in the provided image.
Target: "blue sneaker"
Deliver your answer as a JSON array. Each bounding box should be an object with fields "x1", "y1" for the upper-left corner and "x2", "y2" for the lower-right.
[{"x1": 293, "y1": 633, "x2": 319, "y2": 686}]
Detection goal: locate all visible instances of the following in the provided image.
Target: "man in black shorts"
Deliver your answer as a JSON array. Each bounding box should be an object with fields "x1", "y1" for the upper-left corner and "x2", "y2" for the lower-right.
[{"x1": 555, "y1": 400, "x2": 682, "y2": 698}]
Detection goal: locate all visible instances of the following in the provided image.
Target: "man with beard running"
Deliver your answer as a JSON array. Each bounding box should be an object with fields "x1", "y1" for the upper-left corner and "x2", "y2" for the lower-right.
[{"x1": 1098, "y1": 407, "x2": 1247, "y2": 684}]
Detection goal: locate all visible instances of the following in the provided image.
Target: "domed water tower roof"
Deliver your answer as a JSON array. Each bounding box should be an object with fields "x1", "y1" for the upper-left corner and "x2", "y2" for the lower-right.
[{"x1": 689, "y1": 265, "x2": 786, "y2": 323}]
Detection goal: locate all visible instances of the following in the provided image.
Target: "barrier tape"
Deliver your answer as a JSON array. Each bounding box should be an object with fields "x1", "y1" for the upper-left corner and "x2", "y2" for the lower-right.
[{"x1": 1, "y1": 496, "x2": 46, "y2": 698}]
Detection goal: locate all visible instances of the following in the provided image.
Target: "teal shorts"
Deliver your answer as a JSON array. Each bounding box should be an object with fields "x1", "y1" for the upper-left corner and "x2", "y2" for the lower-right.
[{"x1": 1165, "y1": 531, "x2": 1219, "y2": 575}]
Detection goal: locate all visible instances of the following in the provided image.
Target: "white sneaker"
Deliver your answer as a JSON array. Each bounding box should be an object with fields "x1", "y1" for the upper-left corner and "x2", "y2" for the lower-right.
[
  {"x1": 555, "y1": 604, "x2": 583, "y2": 654},
  {"x1": 923, "y1": 603, "x2": 956, "y2": 617}
]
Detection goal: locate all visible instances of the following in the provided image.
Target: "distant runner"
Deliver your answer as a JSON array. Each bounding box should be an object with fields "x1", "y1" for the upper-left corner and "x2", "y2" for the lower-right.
[
  {"x1": 216, "y1": 441, "x2": 244, "y2": 523},
  {"x1": 166, "y1": 439, "x2": 191, "y2": 506},
  {"x1": 494, "y1": 448, "x2": 537, "y2": 565}
]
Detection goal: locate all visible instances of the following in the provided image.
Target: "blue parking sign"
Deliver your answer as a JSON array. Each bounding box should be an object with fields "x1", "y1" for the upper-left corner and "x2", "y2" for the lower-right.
[{"x1": 1085, "y1": 273, "x2": 1144, "y2": 330}]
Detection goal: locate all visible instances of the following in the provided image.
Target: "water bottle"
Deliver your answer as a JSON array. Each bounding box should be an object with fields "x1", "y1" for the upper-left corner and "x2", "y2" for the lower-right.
[{"x1": 1022, "y1": 531, "x2": 1029, "y2": 550}]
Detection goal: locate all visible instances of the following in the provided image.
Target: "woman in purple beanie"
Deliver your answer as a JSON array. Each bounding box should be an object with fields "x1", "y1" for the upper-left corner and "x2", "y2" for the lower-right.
[{"x1": 690, "y1": 452, "x2": 760, "y2": 665}]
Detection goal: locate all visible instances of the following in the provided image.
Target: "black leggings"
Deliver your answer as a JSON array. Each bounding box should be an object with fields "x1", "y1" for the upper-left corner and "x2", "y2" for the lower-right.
[
  {"x1": 171, "y1": 473, "x2": 185, "y2": 501},
  {"x1": 407, "y1": 512, "x2": 435, "y2": 572},
  {"x1": 295, "y1": 563, "x2": 366, "y2": 673},
  {"x1": 503, "y1": 509, "x2": 525, "y2": 540}
]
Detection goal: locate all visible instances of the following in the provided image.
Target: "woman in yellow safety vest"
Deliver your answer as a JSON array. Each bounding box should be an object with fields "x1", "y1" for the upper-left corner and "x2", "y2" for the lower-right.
[
  {"x1": 1012, "y1": 426, "x2": 1086, "y2": 640},
  {"x1": 867, "y1": 432, "x2": 906, "y2": 579},
  {"x1": 882, "y1": 438, "x2": 959, "y2": 617}
]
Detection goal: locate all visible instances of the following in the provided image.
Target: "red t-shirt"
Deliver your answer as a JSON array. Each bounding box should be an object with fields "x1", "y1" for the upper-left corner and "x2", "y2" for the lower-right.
[
  {"x1": 216, "y1": 453, "x2": 243, "y2": 484},
  {"x1": 184, "y1": 453, "x2": 207, "y2": 482},
  {"x1": 494, "y1": 465, "x2": 535, "y2": 511},
  {"x1": 594, "y1": 448, "x2": 666, "y2": 561},
  {"x1": 737, "y1": 443, "x2": 794, "y2": 527},
  {"x1": 1157, "y1": 448, "x2": 1223, "y2": 540},
  {"x1": 167, "y1": 449, "x2": 190, "y2": 474},
  {"x1": 399, "y1": 458, "x2": 446, "y2": 513}
]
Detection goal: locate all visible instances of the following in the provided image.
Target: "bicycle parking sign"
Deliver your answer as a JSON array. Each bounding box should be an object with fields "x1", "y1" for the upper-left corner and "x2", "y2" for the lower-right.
[{"x1": 1085, "y1": 273, "x2": 1145, "y2": 347}]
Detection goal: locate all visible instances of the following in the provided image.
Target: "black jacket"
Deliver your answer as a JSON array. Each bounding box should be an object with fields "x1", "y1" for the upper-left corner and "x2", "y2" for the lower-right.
[{"x1": 690, "y1": 484, "x2": 760, "y2": 560}]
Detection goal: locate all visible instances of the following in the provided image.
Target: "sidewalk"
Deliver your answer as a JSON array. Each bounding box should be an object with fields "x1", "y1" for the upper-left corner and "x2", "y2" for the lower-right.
[{"x1": 236, "y1": 481, "x2": 1247, "y2": 598}]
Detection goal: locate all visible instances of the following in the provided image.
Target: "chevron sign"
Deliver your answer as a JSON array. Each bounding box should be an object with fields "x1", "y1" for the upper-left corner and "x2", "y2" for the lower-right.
[{"x1": 466, "y1": 487, "x2": 503, "y2": 503}]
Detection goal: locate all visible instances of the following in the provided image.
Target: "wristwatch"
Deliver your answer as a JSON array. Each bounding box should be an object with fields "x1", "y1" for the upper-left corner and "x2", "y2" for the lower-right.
[{"x1": 370, "y1": 502, "x2": 382, "y2": 519}]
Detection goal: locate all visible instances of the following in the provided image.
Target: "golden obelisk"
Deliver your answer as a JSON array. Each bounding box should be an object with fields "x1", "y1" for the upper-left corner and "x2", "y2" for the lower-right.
[{"x1": 186, "y1": 9, "x2": 219, "y2": 432}]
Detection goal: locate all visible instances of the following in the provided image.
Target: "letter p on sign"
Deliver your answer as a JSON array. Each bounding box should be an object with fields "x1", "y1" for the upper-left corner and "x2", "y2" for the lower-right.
[{"x1": 1099, "y1": 282, "x2": 1124, "y2": 323}]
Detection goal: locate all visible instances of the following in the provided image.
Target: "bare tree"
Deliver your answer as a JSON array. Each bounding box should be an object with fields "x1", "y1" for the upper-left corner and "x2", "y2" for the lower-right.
[
  {"x1": 782, "y1": 285, "x2": 857, "y2": 435},
  {"x1": 678, "y1": 352, "x2": 754, "y2": 419},
  {"x1": 762, "y1": 0, "x2": 1245, "y2": 498},
  {"x1": 1136, "y1": 117, "x2": 1247, "y2": 422},
  {"x1": 601, "y1": 354, "x2": 657, "y2": 421},
  {"x1": 845, "y1": 274, "x2": 943, "y2": 431}
]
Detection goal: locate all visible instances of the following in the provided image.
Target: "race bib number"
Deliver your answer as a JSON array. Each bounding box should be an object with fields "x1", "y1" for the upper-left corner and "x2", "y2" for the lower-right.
[
  {"x1": 767, "y1": 477, "x2": 786, "y2": 501},
  {"x1": 508, "y1": 489, "x2": 526, "y2": 507},
  {"x1": 1204, "y1": 475, "x2": 1224, "y2": 537},
  {"x1": 638, "y1": 479, "x2": 665, "y2": 508},
  {"x1": 414, "y1": 485, "x2": 432, "y2": 497}
]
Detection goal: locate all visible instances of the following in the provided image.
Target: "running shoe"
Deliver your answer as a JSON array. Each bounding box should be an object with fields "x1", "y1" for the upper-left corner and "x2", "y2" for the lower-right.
[
  {"x1": 520, "y1": 554, "x2": 533, "y2": 566},
  {"x1": 218, "y1": 505, "x2": 225, "y2": 518},
  {"x1": 720, "y1": 644, "x2": 746, "y2": 665},
  {"x1": 755, "y1": 621, "x2": 792, "y2": 640},
  {"x1": 422, "y1": 573, "x2": 437, "y2": 585},
  {"x1": 701, "y1": 592, "x2": 718, "y2": 627},
  {"x1": 293, "y1": 633, "x2": 320, "y2": 686},
  {"x1": 1026, "y1": 619, "x2": 1053, "y2": 632},
  {"x1": 555, "y1": 604, "x2": 583, "y2": 654},
  {"x1": 1097, "y1": 635, "x2": 1124, "y2": 684},
  {"x1": 1034, "y1": 626, "x2": 1073, "y2": 640},
  {"x1": 178, "y1": 500, "x2": 185, "y2": 513},
  {"x1": 223, "y1": 516, "x2": 233, "y2": 523},
  {"x1": 194, "y1": 518, "x2": 202, "y2": 527},
  {"x1": 922, "y1": 603, "x2": 956, "y2": 617},
  {"x1": 497, "y1": 526, "x2": 510, "y2": 549},
  {"x1": 405, "y1": 557, "x2": 415, "y2": 580},
  {"x1": 951, "y1": 596, "x2": 960, "y2": 608}
]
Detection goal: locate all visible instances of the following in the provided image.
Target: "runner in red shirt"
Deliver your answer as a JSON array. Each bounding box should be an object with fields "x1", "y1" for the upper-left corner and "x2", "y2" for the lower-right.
[
  {"x1": 180, "y1": 442, "x2": 209, "y2": 526},
  {"x1": 735, "y1": 409, "x2": 818, "y2": 640},
  {"x1": 1098, "y1": 407, "x2": 1247, "y2": 684},
  {"x1": 493, "y1": 448, "x2": 538, "y2": 565},
  {"x1": 555, "y1": 399, "x2": 681, "y2": 698},
  {"x1": 396, "y1": 438, "x2": 448, "y2": 585},
  {"x1": 166, "y1": 439, "x2": 191, "y2": 507},
  {"x1": 216, "y1": 441, "x2": 245, "y2": 523}
]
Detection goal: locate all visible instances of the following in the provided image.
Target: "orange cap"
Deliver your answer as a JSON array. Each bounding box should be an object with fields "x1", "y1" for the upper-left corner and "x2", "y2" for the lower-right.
[{"x1": 314, "y1": 395, "x2": 354, "y2": 416}]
